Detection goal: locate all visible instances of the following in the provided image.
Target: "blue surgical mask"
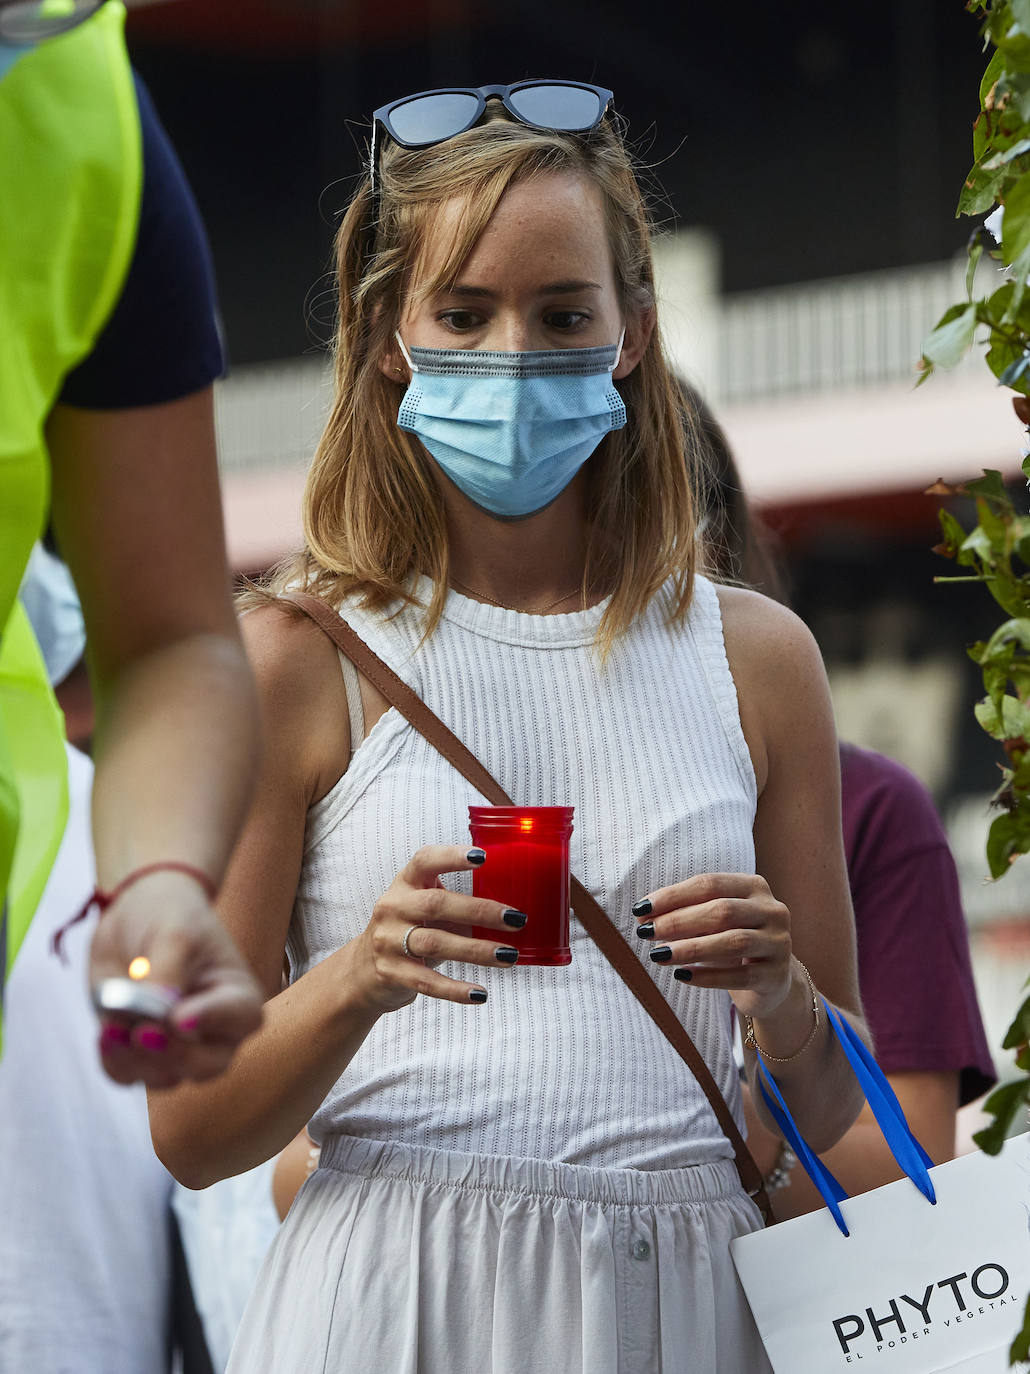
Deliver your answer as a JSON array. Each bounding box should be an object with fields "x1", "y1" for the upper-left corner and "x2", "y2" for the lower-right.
[{"x1": 395, "y1": 332, "x2": 627, "y2": 519}]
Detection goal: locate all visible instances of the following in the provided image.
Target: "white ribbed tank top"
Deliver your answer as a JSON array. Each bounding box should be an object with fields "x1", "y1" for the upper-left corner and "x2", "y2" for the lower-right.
[{"x1": 289, "y1": 573, "x2": 757, "y2": 1170}]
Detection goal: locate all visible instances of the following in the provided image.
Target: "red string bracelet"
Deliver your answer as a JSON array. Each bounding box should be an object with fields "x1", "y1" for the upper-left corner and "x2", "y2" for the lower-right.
[{"x1": 51, "y1": 861, "x2": 217, "y2": 963}]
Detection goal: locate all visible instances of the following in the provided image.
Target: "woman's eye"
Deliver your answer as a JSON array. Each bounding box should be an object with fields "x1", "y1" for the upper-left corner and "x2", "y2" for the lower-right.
[
  {"x1": 545, "y1": 311, "x2": 589, "y2": 331},
  {"x1": 439, "y1": 311, "x2": 484, "y2": 332}
]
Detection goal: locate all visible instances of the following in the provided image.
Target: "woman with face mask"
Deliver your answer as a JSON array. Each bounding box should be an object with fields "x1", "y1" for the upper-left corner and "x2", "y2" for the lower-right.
[{"x1": 150, "y1": 84, "x2": 870, "y2": 1373}]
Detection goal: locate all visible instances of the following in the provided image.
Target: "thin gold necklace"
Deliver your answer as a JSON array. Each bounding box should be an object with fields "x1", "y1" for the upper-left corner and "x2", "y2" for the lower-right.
[{"x1": 449, "y1": 575, "x2": 585, "y2": 615}]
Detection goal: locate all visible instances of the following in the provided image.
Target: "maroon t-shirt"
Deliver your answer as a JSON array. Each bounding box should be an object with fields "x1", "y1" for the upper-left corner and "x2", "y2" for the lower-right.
[{"x1": 840, "y1": 742, "x2": 996, "y2": 1106}]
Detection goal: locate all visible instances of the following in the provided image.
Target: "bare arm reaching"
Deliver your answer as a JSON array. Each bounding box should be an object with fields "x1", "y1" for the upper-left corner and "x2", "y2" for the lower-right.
[{"x1": 47, "y1": 387, "x2": 262, "y2": 1087}]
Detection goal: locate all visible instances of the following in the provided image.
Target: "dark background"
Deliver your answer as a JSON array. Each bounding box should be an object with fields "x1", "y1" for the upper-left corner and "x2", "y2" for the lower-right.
[{"x1": 127, "y1": 0, "x2": 985, "y2": 365}]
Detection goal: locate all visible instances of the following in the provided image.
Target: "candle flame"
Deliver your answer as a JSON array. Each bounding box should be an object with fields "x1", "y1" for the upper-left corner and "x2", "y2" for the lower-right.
[
  {"x1": 128, "y1": 956, "x2": 151, "y2": 981},
  {"x1": 519, "y1": 817, "x2": 534, "y2": 832}
]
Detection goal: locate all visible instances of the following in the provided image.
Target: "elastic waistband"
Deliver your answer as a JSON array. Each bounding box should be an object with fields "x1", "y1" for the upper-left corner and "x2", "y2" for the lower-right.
[{"x1": 318, "y1": 1135, "x2": 746, "y2": 1209}]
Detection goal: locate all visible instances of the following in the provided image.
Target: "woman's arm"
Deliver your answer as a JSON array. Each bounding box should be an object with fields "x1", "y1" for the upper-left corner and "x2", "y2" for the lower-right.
[
  {"x1": 735, "y1": 586, "x2": 868, "y2": 1149},
  {"x1": 743, "y1": 1071, "x2": 958, "y2": 1217},
  {"x1": 634, "y1": 586, "x2": 868, "y2": 1152},
  {"x1": 149, "y1": 605, "x2": 528, "y2": 1189},
  {"x1": 47, "y1": 389, "x2": 263, "y2": 1087}
]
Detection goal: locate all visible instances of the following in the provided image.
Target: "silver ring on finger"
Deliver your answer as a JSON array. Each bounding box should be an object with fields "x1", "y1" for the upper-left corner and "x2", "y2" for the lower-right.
[{"x1": 401, "y1": 923, "x2": 423, "y2": 961}]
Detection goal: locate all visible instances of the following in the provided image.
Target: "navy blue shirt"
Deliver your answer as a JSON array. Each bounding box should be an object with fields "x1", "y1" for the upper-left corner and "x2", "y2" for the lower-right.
[{"x1": 59, "y1": 74, "x2": 225, "y2": 409}]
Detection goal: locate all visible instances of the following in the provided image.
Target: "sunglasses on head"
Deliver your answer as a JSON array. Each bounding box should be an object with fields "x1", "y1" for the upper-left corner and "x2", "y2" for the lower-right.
[
  {"x1": 0, "y1": 0, "x2": 104, "y2": 43},
  {"x1": 369, "y1": 80, "x2": 614, "y2": 190}
]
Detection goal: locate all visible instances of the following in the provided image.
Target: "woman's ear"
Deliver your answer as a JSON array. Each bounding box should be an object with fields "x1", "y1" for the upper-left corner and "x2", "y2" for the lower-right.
[
  {"x1": 378, "y1": 341, "x2": 410, "y2": 384},
  {"x1": 613, "y1": 305, "x2": 656, "y2": 380}
]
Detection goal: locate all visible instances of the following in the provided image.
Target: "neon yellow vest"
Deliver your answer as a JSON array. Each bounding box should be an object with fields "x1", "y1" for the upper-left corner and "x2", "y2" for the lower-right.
[{"x1": 0, "y1": 1, "x2": 142, "y2": 1019}]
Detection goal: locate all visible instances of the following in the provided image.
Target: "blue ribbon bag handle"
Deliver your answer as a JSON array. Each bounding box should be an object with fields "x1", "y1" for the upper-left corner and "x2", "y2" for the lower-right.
[{"x1": 752, "y1": 999, "x2": 936, "y2": 1236}]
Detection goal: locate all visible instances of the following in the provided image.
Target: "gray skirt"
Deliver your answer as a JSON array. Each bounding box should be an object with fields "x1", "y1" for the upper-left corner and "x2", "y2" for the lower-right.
[{"x1": 226, "y1": 1135, "x2": 771, "y2": 1374}]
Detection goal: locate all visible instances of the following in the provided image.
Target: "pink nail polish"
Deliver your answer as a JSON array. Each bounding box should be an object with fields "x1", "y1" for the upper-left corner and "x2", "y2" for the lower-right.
[
  {"x1": 176, "y1": 1016, "x2": 200, "y2": 1033},
  {"x1": 138, "y1": 1027, "x2": 168, "y2": 1053},
  {"x1": 100, "y1": 1024, "x2": 131, "y2": 1050}
]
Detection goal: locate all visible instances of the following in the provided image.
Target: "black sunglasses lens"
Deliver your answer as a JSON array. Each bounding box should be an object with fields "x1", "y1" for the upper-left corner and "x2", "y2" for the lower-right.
[
  {"x1": 507, "y1": 84, "x2": 604, "y2": 131},
  {"x1": 388, "y1": 91, "x2": 481, "y2": 147}
]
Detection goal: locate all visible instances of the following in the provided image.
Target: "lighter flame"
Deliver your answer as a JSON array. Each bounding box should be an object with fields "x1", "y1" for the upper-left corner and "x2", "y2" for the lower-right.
[{"x1": 128, "y1": 956, "x2": 151, "y2": 980}]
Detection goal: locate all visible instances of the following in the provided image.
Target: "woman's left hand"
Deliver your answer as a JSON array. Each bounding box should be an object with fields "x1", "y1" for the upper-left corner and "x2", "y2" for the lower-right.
[{"x1": 633, "y1": 872, "x2": 794, "y2": 1020}]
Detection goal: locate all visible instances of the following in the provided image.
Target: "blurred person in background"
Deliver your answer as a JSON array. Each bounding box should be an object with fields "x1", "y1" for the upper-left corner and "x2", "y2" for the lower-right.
[
  {"x1": 687, "y1": 379, "x2": 997, "y2": 1217},
  {"x1": 152, "y1": 85, "x2": 874, "y2": 1373},
  {"x1": 0, "y1": 0, "x2": 261, "y2": 1087}
]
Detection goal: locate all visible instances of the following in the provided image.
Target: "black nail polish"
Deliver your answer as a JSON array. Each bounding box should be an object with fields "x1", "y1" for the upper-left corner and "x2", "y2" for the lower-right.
[
  {"x1": 467, "y1": 848, "x2": 486, "y2": 866},
  {"x1": 635, "y1": 921, "x2": 655, "y2": 940},
  {"x1": 495, "y1": 946, "x2": 519, "y2": 964},
  {"x1": 649, "y1": 946, "x2": 672, "y2": 963},
  {"x1": 631, "y1": 898, "x2": 652, "y2": 917},
  {"x1": 469, "y1": 987, "x2": 488, "y2": 1003},
  {"x1": 502, "y1": 908, "x2": 528, "y2": 928},
  {"x1": 673, "y1": 967, "x2": 693, "y2": 982}
]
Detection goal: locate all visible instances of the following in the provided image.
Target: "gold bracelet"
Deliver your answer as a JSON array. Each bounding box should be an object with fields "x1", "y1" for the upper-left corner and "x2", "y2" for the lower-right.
[{"x1": 743, "y1": 960, "x2": 821, "y2": 1063}]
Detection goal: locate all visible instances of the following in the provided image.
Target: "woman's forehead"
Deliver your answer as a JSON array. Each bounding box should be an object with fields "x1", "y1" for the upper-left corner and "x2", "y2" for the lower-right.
[{"x1": 415, "y1": 171, "x2": 615, "y2": 297}]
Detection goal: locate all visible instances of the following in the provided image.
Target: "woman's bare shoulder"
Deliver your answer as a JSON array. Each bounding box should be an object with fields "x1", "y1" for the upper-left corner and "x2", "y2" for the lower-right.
[
  {"x1": 714, "y1": 583, "x2": 825, "y2": 687},
  {"x1": 713, "y1": 583, "x2": 835, "y2": 792},
  {"x1": 239, "y1": 600, "x2": 351, "y2": 802}
]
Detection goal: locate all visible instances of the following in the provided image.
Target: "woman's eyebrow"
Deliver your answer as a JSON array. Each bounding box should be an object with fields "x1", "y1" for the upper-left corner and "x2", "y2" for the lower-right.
[{"x1": 443, "y1": 280, "x2": 604, "y2": 299}]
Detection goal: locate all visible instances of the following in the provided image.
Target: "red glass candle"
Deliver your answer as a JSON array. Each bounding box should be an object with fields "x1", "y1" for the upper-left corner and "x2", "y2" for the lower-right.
[{"x1": 469, "y1": 806, "x2": 574, "y2": 966}]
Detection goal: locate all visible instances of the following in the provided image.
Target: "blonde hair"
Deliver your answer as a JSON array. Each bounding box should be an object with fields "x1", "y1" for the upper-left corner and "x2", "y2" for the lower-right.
[{"x1": 242, "y1": 105, "x2": 703, "y2": 654}]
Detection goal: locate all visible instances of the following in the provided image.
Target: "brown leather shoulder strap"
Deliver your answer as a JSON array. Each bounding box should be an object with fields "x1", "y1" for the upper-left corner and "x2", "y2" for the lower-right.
[{"x1": 285, "y1": 590, "x2": 771, "y2": 1224}]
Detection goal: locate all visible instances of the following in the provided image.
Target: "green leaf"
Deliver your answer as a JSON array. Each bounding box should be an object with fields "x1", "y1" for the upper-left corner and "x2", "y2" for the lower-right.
[
  {"x1": 984, "y1": 135, "x2": 1030, "y2": 168},
  {"x1": 986, "y1": 659, "x2": 1014, "y2": 714},
  {"x1": 1004, "y1": 69, "x2": 1030, "y2": 126},
  {"x1": 999, "y1": 352, "x2": 1030, "y2": 385},
  {"x1": 1011, "y1": 662, "x2": 1030, "y2": 699},
  {"x1": 1001, "y1": 985, "x2": 1030, "y2": 1048},
  {"x1": 966, "y1": 469, "x2": 1013, "y2": 504},
  {"x1": 984, "y1": 616, "x2": 1030, "y2": 656},
  {"x1": 972, "y1": 1077, "x2": 1030, "y2": 1152},
  {"x1": 1005, "y1": 240, "x2": 1030, "y2": 319},
  {"x1": 937, "y1": 507, "x2": 971, "y2": 561},
  {"x1": 977, "y1": 690, "x2": 1030, "y2": 739},
  {"x1": 958, "y1": 154, "x2": 1010, "y2": 217},
  {"x1": 986, "y1": 805, "x2": 1030, "y2": 876},
  {"x1": 967, "y1": 228, "x2": 987, "y2": 299},
  {"x1": 988, "y1": 561, "x2": 1030, "y2": 616},
  {"x1": 968, "y1": 638, "x2": 990, "y2": 663},
  {"x1": 961, "y1": 524, "x2": 997, "y2": 564},
  {"x1": 990, "y1": 342, "x2": 1030, "y2": 394},
  {"x1": 1009, "y1": 1291, "x2": 1030, "y2": 1363},
  {"x1": 975, "y1": 50, "x2": 1007, "y2": 162},
  {"x1": 984, "y1": 278, "x2": 1018, "y2": 319},
  {"x1": 1003, "y1": 169, "x2": 1030, "y2": 261},
  {"x1": 978, "y1": 493, "x2": 1011, "y2": 547},
  {"x1": 985, "y1": 321, "x2": 1030, "y2": 394},
  {"x1": 978, "y1": 49, "x2": 1007, "y2": 143},
  {"x1": 999, "y1": 0, "x2": 1030, "y2": 71},
  {"x1": 921, "y1": 302, "x2": 978, "y2": 370}
]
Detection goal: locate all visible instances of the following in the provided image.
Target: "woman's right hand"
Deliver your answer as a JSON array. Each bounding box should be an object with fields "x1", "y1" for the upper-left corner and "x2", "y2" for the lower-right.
[{"x1": 348, "y1": 844, "x2": 527, "y2": 1014}]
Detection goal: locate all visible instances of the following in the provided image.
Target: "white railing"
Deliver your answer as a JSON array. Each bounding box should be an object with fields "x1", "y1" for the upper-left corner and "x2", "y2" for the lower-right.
[
  {"x1": 214, "y1": 355, "x2": 332, "y2": 475},
  {"x1": 714, "y1": 258, "x2": 969, "y2": 403}
]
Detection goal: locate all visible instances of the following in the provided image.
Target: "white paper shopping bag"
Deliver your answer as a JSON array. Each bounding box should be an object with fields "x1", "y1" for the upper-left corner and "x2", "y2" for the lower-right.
[{"x1": 731, "y1": 1133, "x2": 1030, "y2": 1374}]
